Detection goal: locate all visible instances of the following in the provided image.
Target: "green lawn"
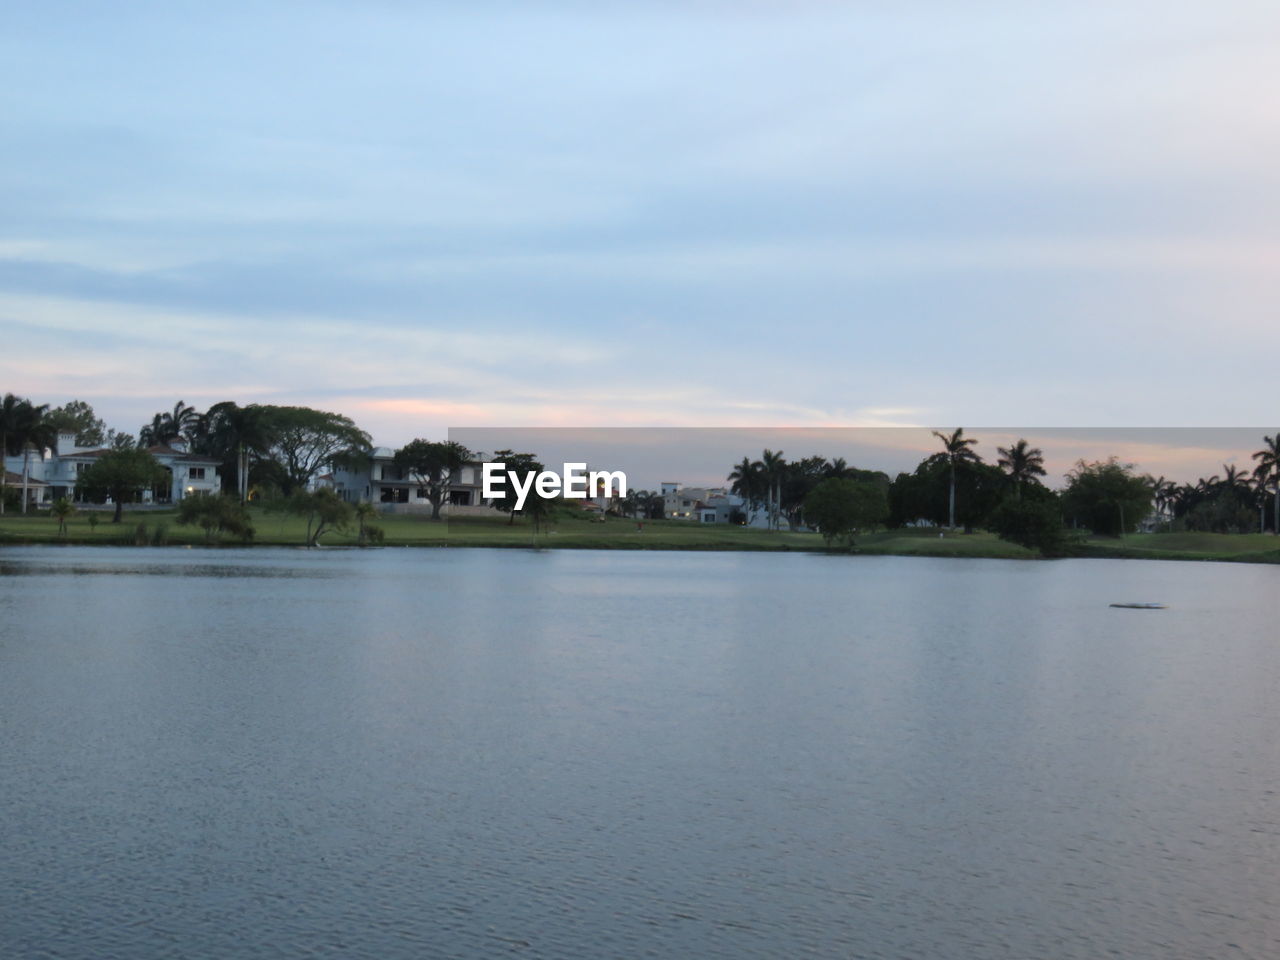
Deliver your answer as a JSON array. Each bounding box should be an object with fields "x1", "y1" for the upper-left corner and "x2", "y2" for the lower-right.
[{"x1": 0, "y1": 506, "x2": 1276, "y2": 563}]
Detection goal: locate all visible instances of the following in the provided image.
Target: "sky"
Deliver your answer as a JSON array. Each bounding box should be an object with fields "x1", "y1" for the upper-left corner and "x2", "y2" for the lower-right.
[
  {"x1": 2, "y1": 2, "x2": 1278, "y2": 456},
  {"x1": 450, "y1": 428, "x2": 1272, "y2": 490}
]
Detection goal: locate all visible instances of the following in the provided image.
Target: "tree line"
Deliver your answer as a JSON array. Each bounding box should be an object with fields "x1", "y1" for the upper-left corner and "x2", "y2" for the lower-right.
[{"x1": 725, "y1": 429, "x2": 1280, "y2": 552}]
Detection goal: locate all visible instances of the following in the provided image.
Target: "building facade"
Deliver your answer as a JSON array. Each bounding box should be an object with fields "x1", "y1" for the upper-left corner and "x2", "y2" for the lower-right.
[{"x1": 1, "y1": 433, "x2": 222, "y2": 506}]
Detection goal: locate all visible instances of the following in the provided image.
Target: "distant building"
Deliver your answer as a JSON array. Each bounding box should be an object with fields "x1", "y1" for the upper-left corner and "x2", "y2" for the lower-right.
[
  {"x1": 1, "y1": 433, "x2": 222, "y2": 506},
  {"x1": 661, "y1": 483, "x2": 745, "y2": 522},
  {"x1": 329, "y1": 447, "x2": 486, "y2": 513}
]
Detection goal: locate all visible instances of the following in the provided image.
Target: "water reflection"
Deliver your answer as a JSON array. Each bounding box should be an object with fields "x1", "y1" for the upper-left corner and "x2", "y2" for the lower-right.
[{"x1": 0, "y1": 546, "x2": 1277, "y2": 959}]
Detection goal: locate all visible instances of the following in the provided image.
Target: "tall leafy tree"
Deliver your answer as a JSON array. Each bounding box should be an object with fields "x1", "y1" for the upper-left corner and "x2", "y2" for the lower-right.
[
  {"x1": 996, "y1": 438, "x2": 1046, "y2": 498},
  {"x1": 202, "y1": 402, "x2": 276, "y2": 503},
  {"x1": 1253, "y1": 433, "x2": 1280, "y2": 534},
  {"x1": 932, "y1": 428, "x2": 981, "y2": 528},
  {"x1": 258, "y1": 406, "x2": 371, "y2": 495},
  {"x1": 394, "y1": 439, "x2": 473, "y2": 520},
  {"x1": 804, "y1": 477, "x2": 890, "y2": 548},
  {"x1": 75, "y1": 448, "x2": 168, "y2": 523},
  {"x1": 1061, "y1": 458, "x2": 1152, "y2": 536},
  {"x1": 45, "y1": 400, "x2": 110, "y2": 447},
  {"x1": 486, "y1": 450, "x2": 544, "y2": 523}
]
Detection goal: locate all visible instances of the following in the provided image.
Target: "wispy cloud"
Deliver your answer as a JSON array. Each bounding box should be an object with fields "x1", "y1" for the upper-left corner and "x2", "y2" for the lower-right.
[{"x1": 3, "y1": 2, "x2": 1279, "y2": 438}]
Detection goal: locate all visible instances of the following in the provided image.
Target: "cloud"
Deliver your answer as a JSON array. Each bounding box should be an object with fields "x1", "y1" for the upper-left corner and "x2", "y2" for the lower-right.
[{"x1": 3, "y1": 2, "x2": 1280, "y2": 437}]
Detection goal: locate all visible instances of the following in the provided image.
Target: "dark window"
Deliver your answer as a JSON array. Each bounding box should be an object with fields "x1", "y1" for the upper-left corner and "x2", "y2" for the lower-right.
[{"x1": 188, "y1": 467, "x2": 205, "y2": 480}]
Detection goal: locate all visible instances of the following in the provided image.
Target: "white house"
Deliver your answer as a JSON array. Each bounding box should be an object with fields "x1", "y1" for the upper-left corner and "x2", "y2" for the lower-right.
[
  {"x1": 2, "y1": 433, "x2": 222, "y2": 506},
  {"x1": 329, "y1": 447, "x2": 486, "y2": 513},
  {"x1": 661, "y1": 482, "x2": 746, "y2": 523}
]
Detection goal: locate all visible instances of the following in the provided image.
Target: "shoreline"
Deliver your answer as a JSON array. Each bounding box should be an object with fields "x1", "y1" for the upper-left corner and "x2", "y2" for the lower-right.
[{"x1": 2, "y1": 515, "x2": 1278, "y2": 565}]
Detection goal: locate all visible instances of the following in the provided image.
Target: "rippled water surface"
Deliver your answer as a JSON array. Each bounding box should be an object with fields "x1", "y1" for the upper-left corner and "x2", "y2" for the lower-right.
[{"x1": 2, "y1": 546, "x2": 1278, "y2": 958}]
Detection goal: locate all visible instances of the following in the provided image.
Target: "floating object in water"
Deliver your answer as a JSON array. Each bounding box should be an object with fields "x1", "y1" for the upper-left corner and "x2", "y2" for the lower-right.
[{"x1": 1109, "y1": 602, "x2": 1167, "y2": 609}]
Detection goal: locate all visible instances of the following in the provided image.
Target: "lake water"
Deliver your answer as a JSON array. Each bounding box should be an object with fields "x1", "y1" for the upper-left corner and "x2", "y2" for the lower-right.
[{"x1": 1, "y1": 546, "x2": 1278, "y2": 959}]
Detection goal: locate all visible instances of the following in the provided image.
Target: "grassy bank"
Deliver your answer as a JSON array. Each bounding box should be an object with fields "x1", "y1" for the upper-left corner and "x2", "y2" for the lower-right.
[{"x1": 0, "y1": 508, "x2": 1277, "y2": 562}]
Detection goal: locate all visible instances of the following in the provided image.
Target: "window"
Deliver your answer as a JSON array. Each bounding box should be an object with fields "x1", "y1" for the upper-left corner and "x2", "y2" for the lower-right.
[{"x1": 188, "y1": 467, "x2": 205, "y2": 480}]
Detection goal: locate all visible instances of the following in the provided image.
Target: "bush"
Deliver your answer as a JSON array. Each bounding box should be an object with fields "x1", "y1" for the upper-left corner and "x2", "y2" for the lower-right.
[
  {"x1": 176, "y1": 493, "x2": 255, "y2": 543},
  {"x1": 989, "y1": 497, "x2": 1072, "y2": 557},
  {"x1": 805, "y1": 477, "x2": 890, "y2": 547}
]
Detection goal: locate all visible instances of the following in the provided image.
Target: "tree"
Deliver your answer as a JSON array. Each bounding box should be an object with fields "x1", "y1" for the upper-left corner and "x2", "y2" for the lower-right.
[
  {"x1": 285, "y1": 488, "x2": 354, "y2": 546},
  {"x1": 989, "y1": 496, "x2": 1070, "y2": 556},
  {"x1": 728, "y1": 457, "x2": 766, "y2": 522},
  {"x1": 758, "y1": 449, "x2": 786, "y2": 530},
  {"x1": 1253, "y1": 433, "x2": 1280, "y2": 534},
  {"x1": 485, "y1": 450, "x2": 544, "y2": 523},
  {"x1": 75, "y1": 448, "x2": 168, "y2": 523},
  {"x1": 1061, "y1": 458, "x2": 1152, "y2": 536},
  {"x1": 176, "y1": 493, "x2": 255, "y2": 543},
  {"x1": 996, "y1": 438, "x2": 1046, "y2": 498},
  {"x1": 0, "y1": 392, "x2": 27, "y2": 515},
  {"x1": 932, "y1": 428, "x2": 981, "y2": 528},
  {"x1": 1148, "y1": 475, "x2": 1177, "y2": 530},
  {"x1": 355, "y1": 502, "x2": 384, "y2": 545},
  {"x1": 394, "y1": 439, "x2": 472, "y2": 520},
  {"x1": 257, "y1": 406, "x2": 371, "y2": 495},
  {"x1": 202, "y1": 402, "x2": 276, "y2": 503},
  {"x1": 13, "y1": 399, "x2": 56, "y2": 513},
  {"x1": 51, "y1": 497, "x2": 75, "y2": 536},
  {"x1": 804, "y1": 477, "x2": 890, "y2": 547},
  {"x1": 45, "y1": 400, "x2": 109, "y2": 447},
  {"x1": 889, "y1": 454, "x2": 1005, "y2": 532},
  {"x1": 139, "y1": 400, "x2": 204, "y2": 447}
]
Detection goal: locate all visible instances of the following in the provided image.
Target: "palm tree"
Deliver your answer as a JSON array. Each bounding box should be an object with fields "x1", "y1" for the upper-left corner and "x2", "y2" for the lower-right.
[
  {"x1": 15, "y1": 400, "x2": 55, "y2": 513},
  {"x1": 138, "y1": 413, "x2": 168, "y2": 447},
  {"x1": 824, "y1": 457, "x2": 850, "y2": 479},
  {"x1": 932, "y1": 428, "x2": 980, "y2": 528},
  {"x1": 996, "y1": 438, "x2": 1045, "y2": 498},
  {"x1": 51, "y1": 496, "x2": 75, "y2": 536},
  {"x1": 204, "y1": 402, "x2": 273, "y2": 504},
  {"x1": 0, "y1": 392, "x2": 26, "y2": 515},
  {"x1": 1148, "y1": 475, "x2": 1177, "y2": 529},
  {"x1": 138, "y1": 401, "x2": 203, "y2": 447},
  {"x1": 1253, "y1": 433, "x2": 1280, "y2": 535},
  {"x1": 355, "y1": 501, "x2": 378, "y2": 545},
  {"x1": 758, "y1": 449, "x2": 786, "y2": 530},
  {"x1": 1217, "y1": 463, "x2": 1253, "y2": 504},
  {"x1": 728, "y1": 457, "x2": 765, "y2": 522}
]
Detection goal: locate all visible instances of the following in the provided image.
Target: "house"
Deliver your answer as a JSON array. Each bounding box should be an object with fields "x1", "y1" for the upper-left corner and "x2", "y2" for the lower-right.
[
  {"x1": 1, "y1": 433, "x2": 222, "y2": 506},
  {"x1": 1, "y1": 470, "x2": 49, "y2": 510},
  {"x1": 329, "y1": 447, "x2": 486, "y2": 513},
  {"x1": 661, "y1": 482, "x2": 746, "y2": 523}
]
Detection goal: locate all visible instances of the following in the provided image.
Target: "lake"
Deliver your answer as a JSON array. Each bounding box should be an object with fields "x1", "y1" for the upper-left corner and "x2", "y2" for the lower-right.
[{"x1": 1, "y1": 546, "x2": 1277, "y2": 958}]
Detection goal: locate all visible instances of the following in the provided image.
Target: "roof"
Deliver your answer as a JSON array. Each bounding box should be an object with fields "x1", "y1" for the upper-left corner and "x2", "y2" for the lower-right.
[
  {"x1": 3, "y1": 471, "x2": 48, "y2": 485},
  {"x1": 145, "y1": 445, "x2": 221, "y2": 464}
]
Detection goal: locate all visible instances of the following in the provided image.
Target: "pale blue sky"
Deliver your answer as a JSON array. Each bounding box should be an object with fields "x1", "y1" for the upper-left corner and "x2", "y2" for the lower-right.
[{"x1": 2, "y1": 2, "x2": 1278, "y2": 444}]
